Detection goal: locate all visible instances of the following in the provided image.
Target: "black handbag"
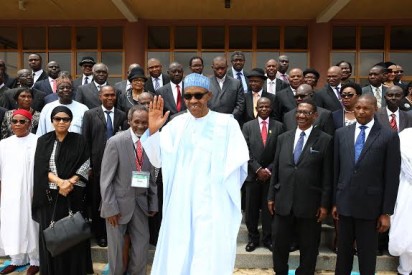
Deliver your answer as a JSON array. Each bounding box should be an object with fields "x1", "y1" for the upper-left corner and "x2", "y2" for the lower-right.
[{"x1": 43, "y1": 192, "x2": 92, "y2": 257}]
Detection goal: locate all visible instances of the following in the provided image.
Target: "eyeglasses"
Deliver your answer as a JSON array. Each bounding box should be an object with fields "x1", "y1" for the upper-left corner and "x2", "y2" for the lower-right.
[
  {"x1": 52, "y1": 117, "x2": 71, "y2": 123},
  {"x1": 294, "y1": 94, "x2": 311, "y2": 99},
  {"x1": 183, "y1": 92, "x2": 208, "y2": 100},
  {"x1": 11, "y1": 119, "x2": 28, "y2": 125},
  {"x1": 396, "y1": 70, "x2": 404, "y2": 74},
  {"x1": 296, "y1": 110, "x2": 314, "y2": 116},
  {"x1": 341, "y1": 93, "x2": 355, "y2": 99}
]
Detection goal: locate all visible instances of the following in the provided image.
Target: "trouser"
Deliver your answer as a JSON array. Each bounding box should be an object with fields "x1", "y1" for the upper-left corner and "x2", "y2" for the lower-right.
[
  {"x1": 10, "y1": 251, "x2": 40, "y2": 266},
  {"x1": 398, "y1": 252, "x2": 412, "y2": 275}
]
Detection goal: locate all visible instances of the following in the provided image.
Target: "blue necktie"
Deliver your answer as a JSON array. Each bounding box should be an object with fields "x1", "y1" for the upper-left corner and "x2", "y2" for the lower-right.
[
  {"x1": 236, "y1": 72, "x2": 242, "y2": 81},
  {"x1": 105, "y1": 110, "x2": 113, "y2": 139},
  {"x1": 354, "y1": 125, "x2": 367, "y2": 162},
  {"x1": 293, "y1": 131, "x2": 305, "y2": 164}
]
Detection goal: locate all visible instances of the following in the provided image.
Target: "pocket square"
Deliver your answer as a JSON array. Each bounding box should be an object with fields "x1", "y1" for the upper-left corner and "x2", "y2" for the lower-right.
[{"x1": 310, "y1": 147, "x2": 320, "y2": 153}]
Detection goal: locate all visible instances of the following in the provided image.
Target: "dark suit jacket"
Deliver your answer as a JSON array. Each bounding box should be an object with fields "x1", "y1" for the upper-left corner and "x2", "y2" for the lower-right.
[
  {"x1": 114, "y1": 80, "x2": 128, "y2": 95},
  {"x1": 145, "y1": 74, "x2": 170, "y2": 94},
  {"x1": 242, "y1": 90, "x2": 276, "y2": 125},
  {"x1": 208, "y1": 75, "x2": 245, "y2": 121},
  {"x1": 76, "y1": 82, "x2": 116, "y2": 110},
  {"x1": 273, "y1": 87, "x2": 296, "y2": 122},
  {"x1": 334, "y1": 120, "x2": 401, "y2": 219},
  {"x1": 82, "y1": 107, "x2": 127, "y2": 174},
  {"x1": 73, "y1": 77, "x2": 86, "y2": 89},
  {"x1": 1, "y1": 87, "x2": 46, "y2": 112},
  {"x1": 33, "y1": 70, "x2": 48, "y2": 84},
  {"x1": 375, "y1": 108, "x2": 412, "y2": 132},
  {"x1": 268, "y1": 127, "x2": 333, "y2": 218},
  {"x1": 242, "y1": 118, "x2": 284, "y2": 182},
  {"x1": 3, "y1": 73, "x2": 16, "y2": 89},
  {"x1": 314, "y1": 84, "x2": 343, "y2": 112},
  {"x1": 283, "y1": 107, "x2": 335, "y2": 136},
  {"x1": 362, "y1": 85, "x2": 387, "y2": 108},
  {"x1": 263, "y1": 78, "x2": 289, "y2": 95},
  {"x1": 399, "y1": 97, "x2": 412, "y2": 112},
  {"x1": 227, "y1": 68, "x2": 250, "y2": 92},
  {"x1": 156, "y1": 82, "x2": 187, "y2": 117},
  {"x1": 0, "y1": 85, "x2": 9, "y2": 107},
  {"x1": 332, "y1": 109, "x2": 345, "y2": 129},
  {"x1": 33, "y1": 78, "x2": 54, "y2": 95}
]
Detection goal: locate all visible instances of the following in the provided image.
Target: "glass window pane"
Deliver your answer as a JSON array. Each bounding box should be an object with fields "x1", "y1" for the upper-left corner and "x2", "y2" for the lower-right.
[
  {"x1": 174, "y1": 52, "x2": 198, "y2": 75},
  {"x1": 23, "y1": 52, "x2": 46, "y2": 68},
  {"x1": 148, "y1": 27, "x2": 170, "y2": 49},
  {"x1": 49, "y1": 27, "x2": 71, "y2": 49},
  {"x1": 76, "y1": 27, "x2": 97, "y2": 49},
  {"x1": 108, "y1": 77, "x2": 122, "y2": 84},
  {"x1": 202, "y1": 27, "x2": 225, "y2": 49},
  {"x1": 359, "y1": 52, "x2": 384, "y2": 76},
  {"x1": 201, "y1": 52, "x2": 225, "y2": 77},
  {"x1": 391, "y1": 26, "x2": 412, "y2": 50},
  {"x1": 102, "y1": 26, "x2": 123, "y2": 49},
  {"x1": 23, "y1": 27, "x2": 46, "y2": 50},
  {"x1": 229, "y1": 26, "x2": 252, "y2": 49},
  {"x1": 330, "y1": 52, "x2": 356, "y2": 75},
  {"x1": 360, "y1": 27, "x2": 384, "y2": 50},
  {"x1": 76, "y1": 52, "x2": 98, "y2": 76},
  {"x1": 283, "y1": 52, "x2": 308, "y2": 72},
  {"x1": 175, "y1": 27, "x2": 197, "y2": 49},
  {"x1": 0, "y1": 27, "x2": 18, "y2": 49},
  {"x1": 257, "y1": 27, "x2": 280, "y2": 49},
  {"x1": 390, "y1": 53, "x2": 412, "y2": 77},
  {"x1": 0, "y1": 52, "x2": 18, "y2": 76},
  {"x1": 332, "y1": 26, "x2": 356, "y2": 50},
  {"x1": 101, "y1": 52, "x2": 123, "y2": 75},
  {"x1": 256, "y1": 52, "x2": 280, "y2": 68},
  {"x1": 147, "y1": 52, "x2": 170, "y2": 74},
  {"x1": 48, "y1": 52, "x2": 71, "y2": 73},
  {"x1": 284, "y1": 26, "x2": 308, "y2": 49}
]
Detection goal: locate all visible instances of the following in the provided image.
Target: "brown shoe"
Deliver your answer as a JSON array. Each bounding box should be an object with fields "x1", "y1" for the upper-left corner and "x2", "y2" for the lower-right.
[
  {"x1": 0, "y1": 265, "x2": 18, "y2": 274},
  {"x1": 26, "y1": 265, "x2": 39, "y2": 275}
]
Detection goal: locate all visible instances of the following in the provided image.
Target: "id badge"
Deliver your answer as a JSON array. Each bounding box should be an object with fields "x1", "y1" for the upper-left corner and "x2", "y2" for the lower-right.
[{"x1": 131, "y1": 171, "x2": 150, "y2": 188}]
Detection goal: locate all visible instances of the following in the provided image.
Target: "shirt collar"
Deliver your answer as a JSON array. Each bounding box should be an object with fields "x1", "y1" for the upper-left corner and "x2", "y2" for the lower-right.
[
  {"x1": 296, "y1": 125, "x2": 313, "y2": 137},
  {"x1": 386, "y1": 107, "x2": 399, "y2": 117},
  {"x1": 356, "y1": 118, "x2": 375, "y2": 129},
  {"x1": 101, "y1": 105, "x2": 114, "y2": 113}
]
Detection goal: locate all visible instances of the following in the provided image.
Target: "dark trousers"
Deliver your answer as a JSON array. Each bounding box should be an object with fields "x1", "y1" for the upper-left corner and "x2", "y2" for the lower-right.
[
  {"x1": 335, "y1": 215, "x2": 378, "y2": 275},
  {"x1": 89, "y1": 173, "x2": 107, "y2": 240},
  {"x1": 244, "y1": 180, "x2": 271, "y2": 244},
  {"x1": 272, "y1": 213, "x2": 321, "y2": 275},
  {"x1": 149, "y1": 169, "x2": 163, "y2": 246}
]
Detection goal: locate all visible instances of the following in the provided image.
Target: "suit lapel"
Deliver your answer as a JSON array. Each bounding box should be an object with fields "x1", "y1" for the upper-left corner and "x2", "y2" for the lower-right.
[
  {"x1": 297, "y1": 127, "x2": 320, "y2": 164},
  {"x1": 97, "y1": 107, "x2": 107, "y2": 130},
  {"x1": 327, "y1": 86, "x2": 340, "y2": 108},
  {"x1": 286, "y1": 87, "x2": 295, "y2": 107},
  {"x1": 113, "y1": 109, "x2": 123, "y2": 133},
  {"x1": 399, "y1": 111, "x2": 406, "y2": 132},
  {"x1": 377, "y1": 109, "x2": 391, "y2": 128},
  {"x1": 124, "y1": 131, "x2": 137, "y2": 171},
  {"x1": 246, "y1": 93, "x2": 255, "y2": 119},
  {"x1": 286, "y1": 130, "x2": 296, "y2": 164},
  {"x1": 253, "y1": 120, "x2": 265, "y2": 149},
  {"x1": 344, "y1": 124, "x2": 356, "y2": 165}
]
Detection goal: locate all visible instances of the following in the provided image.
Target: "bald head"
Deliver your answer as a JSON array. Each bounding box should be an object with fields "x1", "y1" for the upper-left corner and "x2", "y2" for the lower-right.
[
  {"x1": 138, "y1": 92, "x2": 154, "y2": 108},
  {"x1": 147, "y1": 58, "x2": 162, "y2": 78},
  {"x1": 212, "y1": 56, "x2": 228, "y2": 79},
  {"x1": 327, "y1": 66, "x2": 342, "y2": 86},
  {"x1": 288, "y1": 68, "x2": 304, "y2": 89},
  {"x1": 127, "y1": 63, "x2": 141, "y2": 76}
]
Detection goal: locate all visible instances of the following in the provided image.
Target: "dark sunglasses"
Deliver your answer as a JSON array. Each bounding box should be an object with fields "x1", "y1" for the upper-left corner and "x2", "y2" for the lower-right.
[
  {"x1": 340, "y1": 93, "x2": 355, "y2": 99},
  {"x1": 183, "y1": 92, "x2": 208, "y2": 100},
  {"x1": 52, "y1": 117, "x2": 71, "y2": 123},
  {"x1": 11, "y1": 119, "x2": 28, "y2": 125}
]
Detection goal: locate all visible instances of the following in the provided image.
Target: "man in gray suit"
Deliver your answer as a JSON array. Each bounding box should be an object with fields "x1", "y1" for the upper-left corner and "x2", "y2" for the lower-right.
[
  {"x1": 76, "y1": 63, "x2": 110, "y2": 109},
  {"x1": 362, "y1": 65, "x2": 387, "y2": 109},
  {"x1": 100, "y1": 104, "x2": 158, "y2": 275},
  {"x1": 208, "y1": 56, "x2": 245, "y2": 122}
]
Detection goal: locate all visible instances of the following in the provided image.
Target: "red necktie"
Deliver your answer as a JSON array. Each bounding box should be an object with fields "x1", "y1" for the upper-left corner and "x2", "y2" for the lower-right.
[
  {"x1": 261, "y1": 121, "x2": 268, "y2": 146},
  {"x1": 135, "y1": 140, "x2": 143, "y2": 171},
  {"x1": 390, "y1": 113, "x2": 398, "y2": 132},
  {"x1": 176, "y1": 84, "x2": 182, "y2": 112},
  {"x1": 52, "y1": 79, "x2": 57, "y2": 93}
]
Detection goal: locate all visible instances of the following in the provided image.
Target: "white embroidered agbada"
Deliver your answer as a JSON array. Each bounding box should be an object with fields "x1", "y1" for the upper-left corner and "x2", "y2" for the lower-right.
[
  {"x1": 0, "y1": 133, "x2": 39, "y2": 256},
  {"x1": 142, "y1": 110, "x2": 248, "y2": 275}
]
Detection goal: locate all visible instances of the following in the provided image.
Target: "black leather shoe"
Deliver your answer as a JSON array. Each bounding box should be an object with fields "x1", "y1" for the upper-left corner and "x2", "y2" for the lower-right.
[
  {"x1": 245, "y1": 242, "x2": 259, "y2": 252},
  {"x1": 97, "y1": 238, "x2": 108, "y2": 247},
  {"x1": 0, "y1": 265, "x2": 18, "y2": 274},
  {"x1": 263, "y1": 242, "x2": 273, "y2": 252}
]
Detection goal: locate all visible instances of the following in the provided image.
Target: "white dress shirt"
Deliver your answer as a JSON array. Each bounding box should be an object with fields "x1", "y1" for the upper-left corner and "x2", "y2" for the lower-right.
[
  {"x1": 354, "y1": 119, "x2": 375, "y2": 144},
  {"x1": 293, "y1": 125, "x2": 313, "y2": 151}
]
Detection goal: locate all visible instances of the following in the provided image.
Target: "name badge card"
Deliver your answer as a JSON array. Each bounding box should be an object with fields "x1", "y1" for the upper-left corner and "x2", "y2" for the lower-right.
[{"x1": 131, "y1": 171, "x2": 150, "y2": 188}]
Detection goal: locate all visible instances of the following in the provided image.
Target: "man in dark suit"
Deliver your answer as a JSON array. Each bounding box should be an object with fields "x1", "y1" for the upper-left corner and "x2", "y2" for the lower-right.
[
  {"x1": 208, "y1": 56, "x2": 245, "y2": 122},
  {"x1": 268, "y1": 100, "x2": 333, "y2": 275},
  {"x1": 1, "y1": 69, "x2": 45, "y2": 112},
  {"x1": 376, "y1": 85, "x2": 412, "y2": 133},
  {"x1": 242, "y1": 97, "x2": 284, "y2": 252},
  {"x1": 243, "y1": 68, "x2": 276, "y2": 124},
  {"x1": 332, "y1": 94, "x2": 401, "y2": 275},
  {"x1": 0, "y1": 72, "x2": 9, "y2": 107},
  {"x1": 156, "y1": 62, "x2": 186, "y2": 121},
  {"x1": 0, "y1": 60, "x2": 16, "y2": 88},
  {"x1": 83, "y1": 85, "x2": 127, "y2": 247},
  {"x1": 276, "y1": 55, "x2": 290, "y2": 84},
  {"x1": 273, "y1": 68, "x2": 304, "y2": 121},
  {"x1": 28, "y1": 53, "x2": 48, "y2": 84},
  {"x1": 73, "y1": 56, "x2": 96, "y2": 89},
  {"x1": 227, "y1": 51, "x2": 250, "y2": 93},
  {"x1": 33, "y1": 61, "x2": 61, "y2": 95},
  {"x1": 313, "y1": 66, "x2": 343, "y2": 112},
  {"x1": 283, "y1": 84, "x2": 335, "y2": 135},
  {"x1": 114, "y1": 63, "x2": 140, "y2": 94},
  {"x1": 263, "y1": 59, "x2": 288, "y2": 95},
  {"x1": 362, "y1": 65, "x2": 387, "y2": 109},
  {"x1": 145, "y1": 58, "x2": 170, "y2": 94},
  {"x1": 76, "y1": 63, "x2": 111, "y2": 109}
]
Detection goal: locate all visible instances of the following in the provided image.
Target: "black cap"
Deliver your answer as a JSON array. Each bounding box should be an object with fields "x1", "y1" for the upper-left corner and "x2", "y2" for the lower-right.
[
  {"x1": 128, "y1": 67, "x2": 147, "y2": 82},
  {"x1": 79, "y1": 56, "x2": 96, "y2": 66},
  {"x1": 247, "y1": 68, "x2": 267, "y2": 80}
]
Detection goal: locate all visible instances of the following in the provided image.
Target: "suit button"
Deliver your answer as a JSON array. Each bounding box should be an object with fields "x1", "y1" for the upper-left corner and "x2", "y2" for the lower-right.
[
  {"x1": 294, "y1": 166, "x2": 298, "y2": 170},
  {"x1": 354, "y1": 170, "x2": 357, "y2": 174}
]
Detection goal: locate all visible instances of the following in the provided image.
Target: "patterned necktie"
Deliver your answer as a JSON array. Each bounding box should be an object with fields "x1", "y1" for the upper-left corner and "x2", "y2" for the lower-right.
[
  {"x1": 281, "y1": 74, "x2": 289, "y2": 84},
  {"x1": 335, "y1": 86, "x2": 341, "y2": 100},
  {"x1": 390, "y1": 113, "x2": 398, "y2": 132},
  {"x1": 154, "y1": 78, "x2": 160, "y2": 90},
  {"x1": 176, "y1": 84, "x2": 182, "y2": 112},
  {"x1": 84, "y1": 76, "x2": 89, "y2": 85},
  {"x1": 261, "y1": 121, "x2": 268, "y2": 146},
  {"x1": 236, "y1": 72, "x2": 242, "y2": 81},
  {"x1": 293, "y1": 131, "x2": 305, "y2": 164},
  {"x1": 355, "y1": 125, "x2": 367, "y2": 162},
  {"x1": 375, "y1": 88, "x2": 382, "y2": 108},
  {"x1": 253, "y1": 92, "x2": 259, "y2": 117},
  {"x1": 104, "y1": 110, "x2": 113, "y2": 139},
  {"x1": 136, "y1": 140, "x2": 143, "y2": 171}
]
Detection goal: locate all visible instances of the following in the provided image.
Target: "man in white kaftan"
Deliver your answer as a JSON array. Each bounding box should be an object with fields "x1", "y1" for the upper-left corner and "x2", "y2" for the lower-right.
[
  {"x1": 389, "y1": 128, "x2": 412, "y2": 275},
  {"x1": 142, "y1": 73, "x2": 249, "y2": 275},
  {"x1": 0, "y1": 109, "x2": 39, "y2": 274}
]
